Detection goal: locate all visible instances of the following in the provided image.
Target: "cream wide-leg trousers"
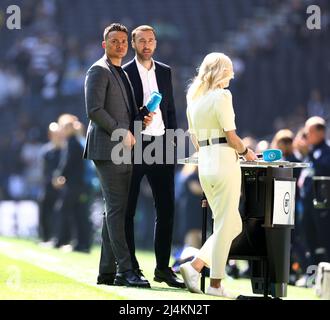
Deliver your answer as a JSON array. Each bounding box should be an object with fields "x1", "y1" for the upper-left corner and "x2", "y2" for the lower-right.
[{"x1": 197, "y1": 144, "x2": 242, "y2": 279}]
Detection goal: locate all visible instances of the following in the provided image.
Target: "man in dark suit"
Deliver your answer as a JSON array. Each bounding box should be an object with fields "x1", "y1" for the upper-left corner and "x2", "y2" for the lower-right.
[
  {"x1": 83, "y1": 23, "x2": 152, "y2": 288},
  {"x1": 39, "y1": 122, "x2": 64, "y2": 243},
  {"x1": 53, "y1": 114, "x2": 89, "y2": 252},
  {"x1": 300, "y1": 117, "x2": 330, "y2": 270},
  {"x1": 123, "y1": 25, "x2": 185, "y2": 288}
]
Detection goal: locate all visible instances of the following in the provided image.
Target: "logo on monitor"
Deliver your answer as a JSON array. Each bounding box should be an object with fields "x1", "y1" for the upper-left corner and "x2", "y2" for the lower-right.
[{"x1": 283, "y1": 192, "x2": 290, "y2": 214}]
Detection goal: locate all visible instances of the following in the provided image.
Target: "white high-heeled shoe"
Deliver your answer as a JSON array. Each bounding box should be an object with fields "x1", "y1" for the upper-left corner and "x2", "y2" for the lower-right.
[
  {"x1": 206, "y1": 286, "x2": 238, "y2": 299},
  {"x1": 179, "y1": 262, "x2": 203, "y2": 294}
]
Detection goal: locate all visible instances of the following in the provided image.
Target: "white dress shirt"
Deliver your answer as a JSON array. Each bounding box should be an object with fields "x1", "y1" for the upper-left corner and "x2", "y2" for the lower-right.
[{"x1": 135, "y1": 57, "x2": 165, "y2": 136}]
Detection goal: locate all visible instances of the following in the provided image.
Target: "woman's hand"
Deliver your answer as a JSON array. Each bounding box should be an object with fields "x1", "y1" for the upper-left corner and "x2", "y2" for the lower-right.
[{"x1": 243, "y1": 148, "x2": 258, "y2": 161}]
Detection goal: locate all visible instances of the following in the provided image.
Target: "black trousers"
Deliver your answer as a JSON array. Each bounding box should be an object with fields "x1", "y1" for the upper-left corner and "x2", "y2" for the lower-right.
[
  {"x1": 94, "y1": 160, "x2": 133, "y2": 274},
  {"x1": 301, "y1": 195, "x2": 330, "y2": 267},
  {"x1": 55, "y1": 184, "x2": 92, "y2": 251},
  {"x1": 125, "y1": 135, "x2": 175, "y2": 270},
  {"x1": 39, "y1": 183, "x2": 58, "y2": 242}
]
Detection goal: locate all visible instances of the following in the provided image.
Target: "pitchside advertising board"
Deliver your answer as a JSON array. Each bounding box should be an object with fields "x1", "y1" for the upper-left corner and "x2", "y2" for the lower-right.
[
  {"x1": 0, "y1": 201, "x2": 39, "y2": 237},
  {"x1": 272, "y1": 179, "x2": 296, "y2": 226}
]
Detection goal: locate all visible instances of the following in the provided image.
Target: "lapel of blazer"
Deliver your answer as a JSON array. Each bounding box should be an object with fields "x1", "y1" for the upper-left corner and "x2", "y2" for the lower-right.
[
  {"x1": 104, "y1": 56, "x2": 131, "y2": 115},
  {"x1": 155, "y1": 61, "x2": 166, "y2": 113},
  {"x1": 130, "y1": 60, "x2": 144, "y2": 108},
  {"x1": 124, "y1": 70, "x2": 138, "y2": 116}
]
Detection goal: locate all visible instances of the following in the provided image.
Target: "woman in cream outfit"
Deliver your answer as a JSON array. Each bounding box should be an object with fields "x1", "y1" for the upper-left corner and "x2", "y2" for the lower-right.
[{"x1": 180, "y1": 53, "x2": 257, "y2": 298}]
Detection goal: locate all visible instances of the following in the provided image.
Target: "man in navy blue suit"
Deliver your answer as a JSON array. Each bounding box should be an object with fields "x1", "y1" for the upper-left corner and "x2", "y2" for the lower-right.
[
  {"x1": 123, "y1": 25, "x2": 184, "y2": 288},
  {"x1": 300, "y1": 117, "x2": 330, "y2": 267}
]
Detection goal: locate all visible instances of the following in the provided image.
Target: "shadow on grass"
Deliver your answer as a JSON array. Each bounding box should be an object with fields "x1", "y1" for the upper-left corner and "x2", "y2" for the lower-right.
[{"x1": 146, "y1": 286, "x2": 189, "y2": 293}]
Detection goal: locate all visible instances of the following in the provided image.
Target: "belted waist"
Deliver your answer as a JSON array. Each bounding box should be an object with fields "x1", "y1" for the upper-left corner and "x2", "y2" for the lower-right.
[{"x1": 198, "y1": 137, "x2": 227, "y2": 147}]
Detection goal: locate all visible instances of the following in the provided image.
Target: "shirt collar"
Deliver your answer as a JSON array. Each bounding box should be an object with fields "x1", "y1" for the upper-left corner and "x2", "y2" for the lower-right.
[{"x1": 135, "y1": 56, "x2": 156, "y2": 72}]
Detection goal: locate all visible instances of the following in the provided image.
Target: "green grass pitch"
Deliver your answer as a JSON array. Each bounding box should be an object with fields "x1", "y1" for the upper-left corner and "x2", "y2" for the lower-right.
[{"x1": 0, "y1": 237, "x2": 318, "y2": 300}]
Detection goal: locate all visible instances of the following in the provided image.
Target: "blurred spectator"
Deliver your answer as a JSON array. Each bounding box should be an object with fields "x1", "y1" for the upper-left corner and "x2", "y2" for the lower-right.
[
  {"x1": 255, "y1": 139, "x2": 269, "y2": 154},
  {"x1": 174, "y1": 159, "x2": 204, "y2": 246},
  {"x1": 60, "y1": 40, "x2": 86, "y2": 96},
  {"x1": 152, "y1": 18, "x2": 182, "y2": 40},
  {"x1": 0, "y1": 66, "x2": 25, "y2": 108},
  {"x1": 297, "y1": 116, "x2": 330, "y2": 286},
  {"x1": 82, "y1": 39, "x2": 104, "y2": 68},
  {"x1": 293, "y1": 127, "x2": 309, "y2": 161},
  {"x1": 231, "y1": 55, "x2": 245, "y2": 78},
  {"x1": 38, "y1": 122, "x2": 64, "y2": 243},
  {"x1": 271, "y1": 129, "x2": 299, "y2": 161},
  {"x1": 53, "y1": 114, "x2": 92, "y2": 253}
]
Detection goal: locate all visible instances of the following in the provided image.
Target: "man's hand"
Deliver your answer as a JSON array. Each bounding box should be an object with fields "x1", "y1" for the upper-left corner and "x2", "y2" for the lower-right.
[
  {"x1": 143, "y1": 112, "x2": 156, "y2": 127},
  {"x1": 52, "y1": 176, "x2": 66, "y2": 189},
  {"x1": 123, "y1": 130, "x2": 136, "y2": 149}
]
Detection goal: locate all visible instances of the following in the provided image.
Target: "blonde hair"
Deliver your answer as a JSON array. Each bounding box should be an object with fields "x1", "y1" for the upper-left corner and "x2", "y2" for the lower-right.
[{"x1": 187, "y1": 52, "x2": 234, "y2": 101}]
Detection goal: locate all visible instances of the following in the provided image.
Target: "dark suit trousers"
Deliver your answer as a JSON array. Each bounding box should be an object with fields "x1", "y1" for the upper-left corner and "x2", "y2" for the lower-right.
[
  {"x1": 94, "y1": 160, "x2": 133, "y2": 274},
  {"x1": 39, "y1": 183, "x2": 58, "y2": 242},
  {"x1": 125, "y1": 136, "x2": 175, "y2": 270},
  {"x1": 54, "y1": 184, "x2": 91, "y2": 250}
]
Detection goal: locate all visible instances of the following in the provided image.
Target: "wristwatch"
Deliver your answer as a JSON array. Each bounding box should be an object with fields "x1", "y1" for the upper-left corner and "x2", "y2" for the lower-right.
[{"x1": 238, "y1": 147, "x2": 248, "y2": 156}]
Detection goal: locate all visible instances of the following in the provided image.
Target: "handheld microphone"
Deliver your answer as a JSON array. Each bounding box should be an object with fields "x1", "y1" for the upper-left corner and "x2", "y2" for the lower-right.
[
  {"x1": 255, "y1": 149, "x2": 283, "y2": 162},
  {"x1": 146, "y1": 91, "x2": 162, "y2": 112},
  {"x1": 139, "y1": 91, "x2": 162, "y2": 117}
]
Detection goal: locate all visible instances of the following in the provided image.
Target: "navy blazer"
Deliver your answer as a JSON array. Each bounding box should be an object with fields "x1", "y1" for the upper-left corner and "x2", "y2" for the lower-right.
[{"x1": 123, "y1": 59, "x2": 177, "y2": 130}]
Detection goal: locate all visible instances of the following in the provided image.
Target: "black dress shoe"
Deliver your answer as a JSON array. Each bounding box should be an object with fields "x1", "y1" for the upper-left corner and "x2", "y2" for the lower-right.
[
  {"x1": 134, "y1": 269, "x2": 148, "y2": 281},
  {"x1": 154, "y1": 267, "x2": 186, "y2": 288},
  {"x1": 114, "y1": 270, "x2": 151, "y2": 288},
  {"x1": 97, "y1": 273, "x2": 115, "y2": 285}
]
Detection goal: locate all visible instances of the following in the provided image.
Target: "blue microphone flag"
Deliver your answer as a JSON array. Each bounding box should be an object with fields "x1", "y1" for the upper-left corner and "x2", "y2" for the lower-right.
[
  {"x1": 263, "y1": 149, "x2": 283, "y2": 162},
  {"x1": 146, "y1": 91, "x2": 162, "y2": 112}
]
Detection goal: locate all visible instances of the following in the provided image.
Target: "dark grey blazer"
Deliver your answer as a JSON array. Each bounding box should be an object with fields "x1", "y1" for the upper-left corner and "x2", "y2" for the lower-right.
[{"x1": 83, "y1": 55, "x2": 139, "y2": 160}]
